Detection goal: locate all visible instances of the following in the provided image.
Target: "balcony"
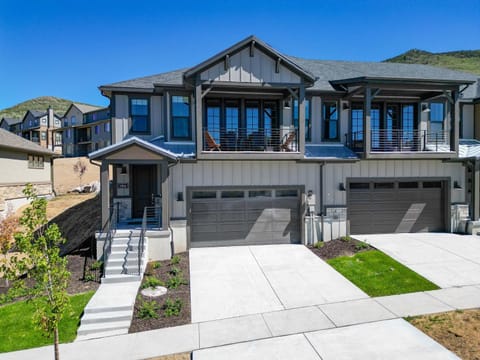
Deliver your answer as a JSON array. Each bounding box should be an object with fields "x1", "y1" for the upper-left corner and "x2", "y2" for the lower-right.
[
  {"x1": 348, "y1": 129, "x2": 454, "y2": 157},
  {"x1": 202, "y1": 127, "x2": 299, "y2": 153}
]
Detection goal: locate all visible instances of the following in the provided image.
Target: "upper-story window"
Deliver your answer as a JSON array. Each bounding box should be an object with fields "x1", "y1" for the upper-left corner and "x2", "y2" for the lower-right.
[
  {"x1": 66, "y1": 128, "x2": 71, "y2": 139},
  {"x1": 293, "y1": 99, "x2": 311, "y2": 142},
  {"x1": 104, "y1": 122, "x2": 110, "y2": 132},
  {"x1": 41, "y1": 117, "x2": 47, "y2": 125},
  {"x1": 171, "y1": 95, "x2": 191, "y2": 140},
  {"x1": 94, "y1": 125, "x2": 100, "y2": 135},
  {"x1": 41, "y1": 131, "x2": 47, "y2": 140},
  {"x1": 71, "y1": 116, "x2": 76, "y2": 125},
  {"x1": 130, "y1": 98, "x2": 150, "y2": 133},
  {"x1": 322, "y1": 101, "x2": 339, "y2": 141},
  {"x1": 429, "y1": 102, "x2": 444, "y2": 134}
]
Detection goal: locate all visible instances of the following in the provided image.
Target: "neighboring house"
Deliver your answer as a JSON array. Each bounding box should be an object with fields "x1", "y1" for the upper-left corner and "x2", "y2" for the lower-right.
[
  {"x1": 90, "y1": 36, "x2": 480, "y2": 261},
  {"x1": 60, "y1": 103, "x2": 111, "y2": 157},
  {"x1": 0, "y1": 117, "x2": 22, "y2": 135},
  {"x1": 0, "y1": 128, "x2": 55, "y2": 218},
  {"x1": 20, "y1": 108, "x2": 63, "y2": 153}
]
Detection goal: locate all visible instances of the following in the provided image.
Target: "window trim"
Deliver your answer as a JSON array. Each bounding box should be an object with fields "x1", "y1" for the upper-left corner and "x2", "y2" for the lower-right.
[
  {"x1": 129, "y1": 97, "x2": 151, "y2": 134},
  {"x1": 28, "y1": 154, "x2": 45, "y2": 169},
  {"x1": 170, "y1": 94, "x2": 192, "y2": 140},
  {"x1": 322, "y1": 100, "x2": 340, "y2": 142}
]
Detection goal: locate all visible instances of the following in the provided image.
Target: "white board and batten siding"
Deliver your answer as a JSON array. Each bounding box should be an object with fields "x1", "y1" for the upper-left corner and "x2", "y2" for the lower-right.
[
  {"x1": 200, "y1": 47, "x2": 301, "y2": 84},
  {"x1": 170, "y1": 159, "x2": 465, "y2": 219}
]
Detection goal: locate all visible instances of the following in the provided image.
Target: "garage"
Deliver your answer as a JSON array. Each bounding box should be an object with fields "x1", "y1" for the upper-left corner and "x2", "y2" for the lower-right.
[
  {"x1": 189, "y1": 187, "x2": 302, "y2": 247},
  {"x1": 348, "y1": 179, "x2": 447, "y2": 234}
]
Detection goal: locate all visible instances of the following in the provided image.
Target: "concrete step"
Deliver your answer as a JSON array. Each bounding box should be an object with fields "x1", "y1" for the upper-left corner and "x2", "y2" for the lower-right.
[
  {"x1": 80, "y1": 310, "x2": 132, "y2": 324},
  {"x1": 84, "y1": 304, "x2": 133, "y2": 314},
  {"x1": 109, "y1": 251, "x2": 140, "y2": 260},
  {"x1": 77, "y1": 320, "x2": 131, "y2": 336},
  {"x1": 101, "y1": 274, "x2": 142, "y2": 284},
  {"x1": 75, "y1": 328, "x2": 128, "y2": 342},
  {"x1": 107, "y1": 258, "x2": 144, "y2": 268}
]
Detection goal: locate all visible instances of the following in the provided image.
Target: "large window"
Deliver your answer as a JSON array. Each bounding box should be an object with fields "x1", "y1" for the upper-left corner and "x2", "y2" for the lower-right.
[
  {"x1": 225, "y1": 101, "x2": 239, "y2": 133},
  {"x1": 71, "y1": 116, "x2": 76, "y2": 125},
  {"x1": 293, "y1": 99, "x2": 311, "y2": 142},
  {"x1": 322, "y1": 101, "x2": 338, "y2": 141},
  {"x1": 206, "y1": 101, "x2": 221, "y2": 143},
  {"x1": 171, "y1": 95, "x2": 191, "y2": 139},
  {"x1": 351, "y1": 104, "x2": 363, "y2": 141},
  {"x1": 130, "y1": 98, "x2": 149, "y2": 133},
  {"x1": 429, "y1": 102, "x2": 444, "y2": 134},
  {"x1": 245, "y1": 101, "x2": 260, "y2": 135}
]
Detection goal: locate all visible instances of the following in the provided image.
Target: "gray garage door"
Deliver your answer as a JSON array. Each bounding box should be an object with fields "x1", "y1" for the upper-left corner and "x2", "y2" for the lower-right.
[
  {"x1": 348, "y1": 180, "x2": 446, "y2": 234},
  {"x1": 189, "y1": 187, "x2": 301, "y2": 247}
]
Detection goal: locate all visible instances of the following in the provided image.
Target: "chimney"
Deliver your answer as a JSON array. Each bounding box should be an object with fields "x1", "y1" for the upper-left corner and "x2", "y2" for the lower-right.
[{"x1": 48, "y1": 106, "x2": 54, "y2": 128}]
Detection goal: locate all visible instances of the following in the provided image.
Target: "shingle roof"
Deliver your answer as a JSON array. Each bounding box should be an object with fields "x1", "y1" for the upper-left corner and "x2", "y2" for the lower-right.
[
  {"x1": 0, "y1": 128, "x2": 55, "y2": 155},
  {"x1": 149, "y1": 136, "x2": 195, "y2": 158},
  {"x1": 102, "y1": 69, "x2": 187, "y2": 90},
  {"x1": 73, "y1": 103, "x2": 102, "y2": 113},
  {"x1": 1, "y1": 117, "x2": 22, "y2": 126},
  {"x1": 30, "y1": 110, "x2": 47, "y2": 118}
]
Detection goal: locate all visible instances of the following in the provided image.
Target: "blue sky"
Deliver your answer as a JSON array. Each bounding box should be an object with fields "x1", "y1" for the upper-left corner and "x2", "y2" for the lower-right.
[{"x1": 0, "y1": 0, "x2": 479, "y2": 110}]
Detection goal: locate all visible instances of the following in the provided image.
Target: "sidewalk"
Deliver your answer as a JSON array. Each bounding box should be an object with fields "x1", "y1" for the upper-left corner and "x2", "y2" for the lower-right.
[{"x1": 2, "y1": 284, "x2": 478, "y2": 360}]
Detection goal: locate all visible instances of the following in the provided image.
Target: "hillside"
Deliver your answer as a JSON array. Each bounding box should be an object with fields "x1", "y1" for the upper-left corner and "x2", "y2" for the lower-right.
[
  {"x1": 0, "y1": 96, "x2": 98, "y2": 120},
  {"x1": 384, "y1": 49, "x2": 480, "y2": 76}
]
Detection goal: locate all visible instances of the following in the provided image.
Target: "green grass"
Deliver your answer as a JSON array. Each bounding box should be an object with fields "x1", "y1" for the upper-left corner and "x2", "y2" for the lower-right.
[
  {"x1": 327, "y1": 250, "x2": 439, "y2": 297},
  {"x1": 0, "y1": 291, "x2": 94, "y2": 353}
]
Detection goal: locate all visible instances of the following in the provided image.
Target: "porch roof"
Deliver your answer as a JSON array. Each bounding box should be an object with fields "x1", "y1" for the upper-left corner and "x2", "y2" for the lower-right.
[
  {"x1": 89, "y1": 136, "x2": 178, "y2": 161},
  {"x1": 458, "y1": 139, "x2": 480, "y2": 159},
  {"x1": 304, "y1": 144, "x2": 359, "y2": 160}
]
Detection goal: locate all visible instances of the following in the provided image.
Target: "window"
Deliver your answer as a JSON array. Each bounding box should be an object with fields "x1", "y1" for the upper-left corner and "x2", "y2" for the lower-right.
[
  {"x1": 28, "y1": 154, "x2": 44, "y2": 169},
  {"x1": 423, "y1": 181, "x2": 442, "y2": 188},
  {"x1": 349, "y1": 182, "x2": 369, "y2": 190},
  {"x1": 221, "y1": 191, "x2": 244, "y2": 198},
  {"x1": 94, "y1": 125, "x2": 100, "y2": 135},
  {"x1": 429, "y1": 102, "x2": 444, "y2": 135},
  {"x1": 55, "y1": 132, "x2": 62, "y2": 145},
  {"x1": 104, "y1": 122, "x2": 110, "y2": 132},
  {"x1": 41, "y1": 118, "x2": 47, "y2": 124},
  {"x1": 192, "y1": 191, "x2": 216, "y2": 199},
  {"x1": 54, "y1": 120, "x2": 60, "y2": 126},
  {"x1": 248, "y1": 190, "x2": 272, "y2": 197},
  {"x1": 63, "y1": 119, "x2": 68, "y2": 127},
  {"x1": 225, "y1": 101, "x2": 239, "y2": 133},
  {"x1": 374, "y1": 182, "x2": 394, "y2": 189},
  {"x1": 71, "y1": 116, "x2": 76, "y2": 125},
  {"x1": 399, "y1": 182, "x2": 418, "y2": 189},
  {"x1": 245, "y1": 102, "x2": 260, "y2": 135},
  {"x1": 206, "y1": 101, "x2": 221, "y2": 143},
  {"x1": 171, "y1": 95, "x2": 190, "y2": 139},
  {"x1": 351, "y1": 105, "x2": 364, "y2": 141},
  {"x1": 293, "y1": 99, "x2": 311, "y2": 141},
  {"x1": 276, "y1": 189, "x2": 298, "y2": 197},
  {"x1": 41, "y1": 131, "x2": 47, "y2": 140},
  {"x1": 66, "y1": 128, "x2": 71, "y2": 139},
  {"x1": 130, "y1": 98, "x2": 149, "y2": 133},
  {"x1": 322, "y1": 101, "x2": 338, "y2": 141}
]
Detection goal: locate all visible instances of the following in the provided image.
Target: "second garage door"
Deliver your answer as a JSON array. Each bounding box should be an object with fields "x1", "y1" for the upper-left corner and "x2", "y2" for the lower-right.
[
  {"x1": 348, "y1": 179, "x2": 446, "y2": 234},
  {"x1": 189, "y1": 187, "x2": 301, "y2": 247}
]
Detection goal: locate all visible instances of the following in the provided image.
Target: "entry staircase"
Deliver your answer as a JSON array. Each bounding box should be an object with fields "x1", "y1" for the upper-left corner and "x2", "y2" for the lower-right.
[{"x1": 76, "y1": 206, "x2": 156, "y2": 341}]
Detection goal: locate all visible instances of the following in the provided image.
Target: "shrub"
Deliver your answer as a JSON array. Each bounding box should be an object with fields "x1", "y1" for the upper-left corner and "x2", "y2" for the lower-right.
[
  {"x1": 355, "y1": 242, "x2": 369, "y2": 250},
  {"x1": 169, "y1": 266, "x2": 181, "y2": 276},
  {"x1": 142, "y1": 276, "x2": 165, "y2": 289},
  {"x1": 166, "y1": 275, "x2": 187, "y2": 289},
  {"x1": 83, "y1": 273, "x2": 95, "y2": 282},
  {"x1": 138, "y1": 299, "x2": 160, "y2": 319},
  {"x1": 340, "y1": 235, "x2": 352, "y2": 242},
  {"x1": 152, "y1": 261, "x2": 162, "y2": 269},
  {"x1": 163, "y1": 299, "x2": 182, "y2": 317},
  {"x1": 89, "y1": 261, "x2": 103, "y2": 271},
  {"x1": 170, "y1": 255, "x2": 181, "y2": 265},
  {"x1": 313, "y1": 241, "x2": 324, "y2": 249}
]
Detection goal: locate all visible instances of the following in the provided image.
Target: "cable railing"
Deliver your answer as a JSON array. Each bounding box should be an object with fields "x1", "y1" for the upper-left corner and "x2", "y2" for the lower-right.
[{"x1": 348, "y1": 129, "x2": 451, "y2": 153}]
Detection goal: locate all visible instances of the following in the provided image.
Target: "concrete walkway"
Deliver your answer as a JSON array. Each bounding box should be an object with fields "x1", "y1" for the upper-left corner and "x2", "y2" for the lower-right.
[
  {"x1": 3, "y1": 284, "x2": 478, "y2": 360},
  {"x1": 355, "y1": 233, "x2": 480, "y2": 287}
]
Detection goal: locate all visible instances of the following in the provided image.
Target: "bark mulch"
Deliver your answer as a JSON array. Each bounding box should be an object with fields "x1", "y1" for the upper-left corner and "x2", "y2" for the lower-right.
[
  {"x1": 308, "y1": 237, "x2": 374, "y2": 261},
  {"x1": 129, "y1": 252, "x2": 191, "y2": 333}
]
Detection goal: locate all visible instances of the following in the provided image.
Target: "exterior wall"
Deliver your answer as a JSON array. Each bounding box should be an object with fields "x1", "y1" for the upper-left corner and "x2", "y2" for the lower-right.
[
  {"x1": 0, "y1": 183, "x2": 52, "y2": 215},
  {"x1": 91, "y1": 121, "x2": 112, "y2": 150},
  {"x1": 200, "y1": 47, "x2": 301, "y2": 84},
  {"x1": 475, "y1": 103, "x2": 480, "y2": 140},
  {"x1": 113, "y1": 94, "x2": 129, "y2": 143},
  {"x1": 462, "y1": 104, "x2": 474, "y2": 139},
  {"x1": 62, "y1": 106, "x2": 85, "y2": 156},
  {"x1": 0, "y1": 149, "x2": 52, "y2": 184}
]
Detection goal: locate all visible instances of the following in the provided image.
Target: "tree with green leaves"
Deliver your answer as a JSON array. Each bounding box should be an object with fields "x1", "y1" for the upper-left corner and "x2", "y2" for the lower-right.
[{"x1": 3, "y1": 184, "x2": 70, "y2": 360}]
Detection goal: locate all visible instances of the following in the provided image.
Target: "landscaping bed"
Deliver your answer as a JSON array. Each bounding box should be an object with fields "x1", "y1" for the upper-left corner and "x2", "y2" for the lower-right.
[
  {"x1": 130, "y1": 252, "x2": 191, "y2": 333},
  {"x1": 407, "y1": 309, "x2": 480, "y2": 360},
  {"x1": 308, "y1": 236, "x2": 374, "y2": 260}
]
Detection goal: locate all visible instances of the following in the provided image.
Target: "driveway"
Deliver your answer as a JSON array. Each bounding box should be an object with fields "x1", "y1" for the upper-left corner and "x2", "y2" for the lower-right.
[
  {"x1": 354, "y1": 233, "x2": 480, "y2": 288},
  {"x1": 190, "y1": 244, "x2": 368, "y2": 322}
]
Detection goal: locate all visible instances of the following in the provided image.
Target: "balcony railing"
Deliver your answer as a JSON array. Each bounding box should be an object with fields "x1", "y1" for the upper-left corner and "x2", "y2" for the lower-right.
[
  {"x1": 203, "y1": 127, "x2": 299, "y2": 152},
  {"x1": 348, "y1": 129, "x2": 451, "y2": 153}
]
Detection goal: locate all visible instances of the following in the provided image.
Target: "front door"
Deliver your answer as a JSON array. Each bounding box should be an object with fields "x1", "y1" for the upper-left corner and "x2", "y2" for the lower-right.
[{"x1": 132, "y1": 164, "x2": 157, "y2": 218}]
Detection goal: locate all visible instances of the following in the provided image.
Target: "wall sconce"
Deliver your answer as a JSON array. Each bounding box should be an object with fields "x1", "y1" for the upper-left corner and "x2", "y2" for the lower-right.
[
  {"x1": 177, "y1": 192, "x2": 184, "y2": 201},
  {"x1": 284, "y1": 98, "x2": 291, "y2": 109},
  {"x1": 342, "y1": 103, "x2": 350, "y2": 110},
  {"x1": 339, "y1": 183, "x2": 346, "y2": 191},
  {"x1": 454, "y1": 181, "x2": 462, "y2": 189},
  {"x1": 421, "y1": 104, "x2": 431, "y2": 113},
  {"x1": 120, "y1": 165, "x2": 127, "y2": 174}
]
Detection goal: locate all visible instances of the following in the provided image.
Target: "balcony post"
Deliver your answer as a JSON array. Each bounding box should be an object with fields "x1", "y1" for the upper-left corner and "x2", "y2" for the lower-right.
[
  {"x1": 450, "y1": 90, "x2": 459, "y2": 153},
  {"x1": 298, "y1": 85, "x2": 306, "y2": 153},
  {"x1": 364, "y1": 87, "x2": 372, "y2": 157},
  {"x1": 100, "y1": 161, "x2": 110, "y2": 230},
  {"x1": 195, "y1": 78, "x2": 203, "y2": 155}
]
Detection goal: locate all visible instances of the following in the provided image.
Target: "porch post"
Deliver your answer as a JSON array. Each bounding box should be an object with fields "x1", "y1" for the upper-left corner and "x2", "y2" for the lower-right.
[
  {"x1": 195, "y1": 79, "x2": 203, "y2": 156},
  {"x1": 298, "y1": 85, "x2": 306, "y2": 153},
  {"x1": 450, "y1": 90, "x2": 459, "y2": 153},
  {"x1": 100, "y1": 161, "x2": 110, "y2": 230},
  {"x1": 161, "y1": 161, "x2": 169, "y2": 229},
  {"x1": 364, "y1": 87, "x2": 372, "y2": 158}
]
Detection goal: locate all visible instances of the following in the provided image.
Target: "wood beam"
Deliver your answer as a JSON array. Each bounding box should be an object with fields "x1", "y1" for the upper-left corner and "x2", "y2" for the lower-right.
[
  {"x1": 250, "y1": 41, "x2": 255, "y2": 57},
  {"x1": 343, "y1": 86, "x2": 364, "y2": 100},
  {"x1": 287, "y1": 87, "x2": 299, "y2": 99},
  {"x1": 371, "y1": 88, "x2": 381, "y2": 99},
  {"x1": 201, "y1": 86, "x2": 213, "y2": 99},
  {"x1": 419, "y1": 91, "x2": 444, "y2": 101},
  {"x1": 224, "y1": 54, "x2": 230, "y2": 71},
  {"x1": 444, "y1": 90, "x2": 454, "y2": 104},
  {"x1": 275, "y1": 58, "x2": 281, "y2": 73}
]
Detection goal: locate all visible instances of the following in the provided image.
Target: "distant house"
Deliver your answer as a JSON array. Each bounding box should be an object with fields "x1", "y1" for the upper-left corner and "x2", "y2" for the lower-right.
[
  {"x1": 0, "y1": 117, "x2": 22, "y2": 135},
  {"x1": 20, "y1": 108, "x2": 63, "y2": 153},
  {"x1": 60, "y1": 103, "x2": 111, "y2": 157},
  {"x1": 0, "y1": 128, "x2": 55, "y2": 218}
]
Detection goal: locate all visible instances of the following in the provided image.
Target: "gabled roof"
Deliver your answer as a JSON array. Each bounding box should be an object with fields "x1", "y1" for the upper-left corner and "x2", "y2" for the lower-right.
[
  {"x1": 63, "y1": 103, "x2": 103, "y2": 117},
  {"x1": 0, "y1": 128, "x2": 55, "y2": 156},
  {"x1": 183, "y1": 35, "x2": 317, "y2": 84},
  {"x1": 0, "y1": 117, "x2": 22, "y2": 126},
  {"x1": 89, "y1": 136, "x2": 178, "y2": 161},
  {"x1": 100, "y1": 69, "x2": 187, "y2": 92}
]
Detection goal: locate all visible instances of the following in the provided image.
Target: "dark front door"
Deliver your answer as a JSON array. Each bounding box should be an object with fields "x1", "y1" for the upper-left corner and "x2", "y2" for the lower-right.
[{"x1": 132, "y1": 165, "x2": 157, "y2": 218}]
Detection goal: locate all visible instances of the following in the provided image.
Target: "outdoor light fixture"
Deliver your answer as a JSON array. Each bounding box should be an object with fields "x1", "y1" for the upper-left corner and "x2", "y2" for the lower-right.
[
  {"x1": 454, "y1": 181, "x2": 462, "y2": 189},
  {"x1": 339, "y1": 183, "x2": 346, "y2": 191},
  {"x1": 421, "y1": 104, "x2": 431, "y2": 113},
  {"x1": 284, "y1": 98, "x2": 291, "y2": 109},
  {"x1": 177, "y1": 192, "x2": 184, "y2": 201},
  {"x1": 342, "y1": 103, "x2": 350, "y2": 110},
  {"x1": 120, "y1": 165, "x2": 127, "y2": 174}
]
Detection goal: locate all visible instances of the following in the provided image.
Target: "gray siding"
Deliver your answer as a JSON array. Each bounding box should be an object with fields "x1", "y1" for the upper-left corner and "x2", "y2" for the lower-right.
[{"x1": 462, "y1": 104, "x2": 474, "y2": 139}]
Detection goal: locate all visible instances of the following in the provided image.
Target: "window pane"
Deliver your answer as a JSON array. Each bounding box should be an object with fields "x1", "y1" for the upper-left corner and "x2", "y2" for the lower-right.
[
  {"x1": 245, "y1": 103, "x2": 259, "y2": 135},
  {"x1": 399, "y1": 182, "x2": 418, "y2": 189},
  {"x1": 276, "y1": 189, "x2": 298, "y2": 197},
  {"x1": 172, "y1": 117, "x2": 190, "y2": 138},
  {"x1": 172, "y1": 96, "x2": 190, "y2": 139},
  {"x1": 225, "y1": 105, "x2": 239, "y2": 133},
  {"x1": 430, "y1": 103, "x2": 444, "y2": 123},
  {"x1": 172, "y1": 96, "x2": 190, "y2": 117},
  {"x1": 192, "y1": 191, "x2": 216, "y2": 199},
  {"x1": 423, "y1": 181, "x2": 442, "y2": 188},
  {"x1": 131, "y1": 99, "x2": 148, "y2": 115},
  {"x1": 293, "y1": 100, "x2": 311, "y2": 141},
  {"x1": 248, "y1": 190, "x2": 272, "y2": 197},
  {"x1": 323, "y1": 102, "x2": 338, "y2": 140},
  {"x1": 130, "y1": 98, "x2": 149, "y2": 132},
  {"x1": 207, "y1": 106, "x2": 221, "y2": 143},
  {"x1": 351, "y1": 105, "x2": 363, "y2": 140},
  {"x1": 349, "y1": 182, "x2": 369, "y2": 190},
  {"x1": 221, "y1": 190, "x2": 244, "y2": 198},
  {"x1": 374, "y1": 182, "x2": 394, "y2": 189}
]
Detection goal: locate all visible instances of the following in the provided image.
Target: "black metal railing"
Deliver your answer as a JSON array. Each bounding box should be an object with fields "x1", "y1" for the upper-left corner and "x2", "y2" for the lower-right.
[
  {"x1": 202, "y1": 127, "x2": 299, "y2": 152},
  {"x1": 347, "y1": 130, "x2": 451, "y2": 153},
  {"x1": 102, "y1": 203, "x2": 119, "y2": 277},
  {"x1": 136, "y1": 206, "x2": 162, "y2": 275}
]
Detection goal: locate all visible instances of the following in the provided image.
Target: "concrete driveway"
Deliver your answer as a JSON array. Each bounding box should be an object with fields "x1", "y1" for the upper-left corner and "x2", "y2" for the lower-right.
[
  {"x1": 355, "y1": 233, "x2": 480, "y2": 288},
  {"x1": 190, "y1": 244, "x2": 368, "y2": 322}
]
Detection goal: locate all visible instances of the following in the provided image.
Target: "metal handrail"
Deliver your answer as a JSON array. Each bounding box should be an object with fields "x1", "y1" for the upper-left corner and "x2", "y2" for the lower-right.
[
  {"x1": 102, "y1": 203, "x2": 119, "y2": 277},
  {"x1": 137, "y1": 206, "x2": 162, "y2": 275}
]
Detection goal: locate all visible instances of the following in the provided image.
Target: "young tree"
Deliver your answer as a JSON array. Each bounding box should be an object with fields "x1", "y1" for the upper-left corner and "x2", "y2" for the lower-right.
[
  {"x1": 73, "y1": 159, "x2": 87, "y2": 188},
  {"x1": 4, "y1": 184, "x2": 70, "y2": 360},
  {"x1": 0, "y1": 212, "x2": 19, "y2": 287}
]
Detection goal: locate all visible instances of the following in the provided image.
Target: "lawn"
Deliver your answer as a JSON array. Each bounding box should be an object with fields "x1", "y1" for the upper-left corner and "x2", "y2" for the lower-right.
[
  {"x1": 327, "y1": 250, "x2": 439, "y2": 297},
  {"x1": 0, "y1": 291, "x2": 94, "y2": 353}
]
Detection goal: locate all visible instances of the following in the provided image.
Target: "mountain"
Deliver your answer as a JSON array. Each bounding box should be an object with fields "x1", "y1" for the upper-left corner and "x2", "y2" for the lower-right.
[
  {"x1": 0, "y1": 96, "x2": 99, "y2": 120},
  {"x1": 384, "y1": 49, "x2": 480, "y2": 76}
]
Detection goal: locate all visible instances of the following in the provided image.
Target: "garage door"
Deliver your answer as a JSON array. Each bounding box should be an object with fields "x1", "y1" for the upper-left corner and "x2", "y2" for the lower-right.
[
  {"x1": 189, "y1": 187, "x2": 301, "y2": 247},
  {"x1": 348, "y1": 180, "x2": 446, "y2": 234}
]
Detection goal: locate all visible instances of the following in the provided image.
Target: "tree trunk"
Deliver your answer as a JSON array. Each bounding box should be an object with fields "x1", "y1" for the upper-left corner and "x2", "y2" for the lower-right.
[{"x1": 54, "y1": 326, "x2": 60, "y2": 360}]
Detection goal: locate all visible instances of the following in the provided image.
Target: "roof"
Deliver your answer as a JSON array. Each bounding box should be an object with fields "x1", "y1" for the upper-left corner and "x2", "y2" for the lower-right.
[
  {"x1": 29, "y1": 110, "x2": 47, "y2": 118},
  {"x1": 100, "y1": 68, "x2": 187, "y2": 91},
  {"x1": 458, "y1": 139, "x2": 480, "y2": 159},
  {"x1": 1, "y1": 117, "x2": 22, "y2": 126},
  {"x1": 89, "y1": 136, "x2": 179, "y2": 161},
  {"x1": 149, "y1": 136, "x2": 196, "y2": 158},
  {"x1": 304, "y1": 144, "x2": 359, "y2": 160},
  {"x1": 0, "y1": 128, "x2": 55, "y2": 156},
  {"x1": 73, "y1": 103, "x2": 103, "y2": 113}
]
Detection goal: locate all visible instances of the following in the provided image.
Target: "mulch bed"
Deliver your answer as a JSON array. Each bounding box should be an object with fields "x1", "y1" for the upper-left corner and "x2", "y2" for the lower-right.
[
  {"x1": 129, "y1": 252, "x2": 191, "y2": 333},
  {"x1": 308, "y1": 237, "x2": 374, "y2": 261}
]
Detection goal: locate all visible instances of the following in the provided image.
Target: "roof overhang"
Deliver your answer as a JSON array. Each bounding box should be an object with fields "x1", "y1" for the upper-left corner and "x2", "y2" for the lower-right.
[
  {"x1": 183, "y1": 35, "x2": 317, "y2": 85},
  {"x1": 89, "y1": 136, "x2": 178, "y2": 162}
]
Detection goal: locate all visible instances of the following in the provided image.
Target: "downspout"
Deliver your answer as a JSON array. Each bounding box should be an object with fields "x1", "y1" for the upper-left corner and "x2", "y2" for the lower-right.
[{"x1": 319, "y1": 161, "x2": 325, "y2": 242}]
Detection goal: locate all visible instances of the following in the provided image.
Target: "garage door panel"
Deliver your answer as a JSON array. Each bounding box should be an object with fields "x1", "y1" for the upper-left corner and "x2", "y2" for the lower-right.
[
  {"x1": 191, "y1": 213, "x2": 218, "y2": 224},
  {"x1": 218, "y1": 211, "x2": 246, "y2": 222},
  {"x1": 192, "y1": 202, "x2": 218, "y2": 212},
  {"x1": 219, "y1": 200, "x2": 246, "y2": 211}
]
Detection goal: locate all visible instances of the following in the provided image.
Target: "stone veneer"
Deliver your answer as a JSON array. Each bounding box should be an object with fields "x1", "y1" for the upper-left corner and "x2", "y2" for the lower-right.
[{"x1": 0, "y1": 182, "x2": 53, "y2": 212}]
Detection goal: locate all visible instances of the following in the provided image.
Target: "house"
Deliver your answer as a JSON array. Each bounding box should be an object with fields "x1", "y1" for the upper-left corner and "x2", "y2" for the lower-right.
[
  {"x1": 90, "y1": 36, "x2": 480, "y2": 264},
  {"x1": 0, "y1": 128, "x2": 55, "y2": 218},
  {"x1": 0, "y1": 117, "x2": 22, "y2": 135},
  {"x1": 20, "y1": 108, "x2": 63, "y2": 153},
  {"x1": 60, "y1": 103, "x2": 111, "y2": 157}
]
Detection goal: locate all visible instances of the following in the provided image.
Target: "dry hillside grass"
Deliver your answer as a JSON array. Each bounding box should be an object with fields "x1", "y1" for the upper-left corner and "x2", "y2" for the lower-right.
[{"x1": 53, "y1": 157, "x2": 100, "y2": 195}]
